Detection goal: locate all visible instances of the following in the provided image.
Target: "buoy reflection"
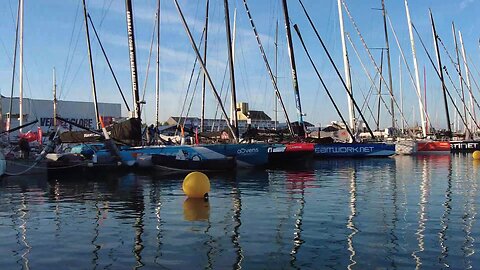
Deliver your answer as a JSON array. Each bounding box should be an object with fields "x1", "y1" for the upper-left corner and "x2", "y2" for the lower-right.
[{"x1": 183, "y1": 198, "x2": 210, "y2": 221}]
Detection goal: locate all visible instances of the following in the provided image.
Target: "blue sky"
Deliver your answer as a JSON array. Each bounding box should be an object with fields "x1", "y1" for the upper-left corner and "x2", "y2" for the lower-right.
[{"x1": 1, "y1": 0, "x2": 480, "y2": 130}]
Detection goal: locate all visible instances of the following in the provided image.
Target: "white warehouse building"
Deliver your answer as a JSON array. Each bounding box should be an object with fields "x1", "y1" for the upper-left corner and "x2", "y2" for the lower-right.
[{"x1": 1, "y1": 96, "x2": 122, "y2": 133}]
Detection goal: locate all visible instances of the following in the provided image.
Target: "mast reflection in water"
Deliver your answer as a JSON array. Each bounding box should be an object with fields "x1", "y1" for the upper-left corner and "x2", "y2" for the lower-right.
[{"x1": 0, "y1": 155, "x2": 480, "y2": 268}]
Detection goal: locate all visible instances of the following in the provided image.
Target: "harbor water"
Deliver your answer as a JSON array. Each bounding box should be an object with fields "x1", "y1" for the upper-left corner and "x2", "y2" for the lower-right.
[{"x1": 1, "y1": 154, "x2": 479, "y2": 269}]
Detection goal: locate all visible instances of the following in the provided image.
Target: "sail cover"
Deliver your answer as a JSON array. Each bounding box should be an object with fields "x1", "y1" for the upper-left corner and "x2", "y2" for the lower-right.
[{"x1": 59, "y1": 118, "x2": 142, "y2": 144}]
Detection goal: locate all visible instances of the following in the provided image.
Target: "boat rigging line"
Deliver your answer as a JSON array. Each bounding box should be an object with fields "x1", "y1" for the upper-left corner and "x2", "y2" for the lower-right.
[
  {"x1": 442, "y1": 66, "x2": 480, "y2": 131},
  {"x1": 87, "y1": 14, "x2": 131, "y2": 112},
  {"x1": 386, "y1": 14, "x2": 433, "y2": 132},
  {"x1": 282, "y1": 0, "x2": 306, "y2": 138},
  {"x1": 345, "y1": 33, "x2": 411, "y2": 132},
  {"x1": 436, "y1": 35, "x2": 480, "y2": 120},
  {"x1": 140, "y1": 11, "x2": 158, "y2": 116},
  {"x1": 451, "y1": 22, "x2": 468, "y2": 133},
  {"x1": 297, "y1": 0, "x2": 375, "y2": 139},
  {"x1": 339, "y1": 0, "x2": 410, "y2": 135},
  {"x1": 201, "y1": 0, "x2": 209, "y2": 133},
  {"x1": 430, "y1": 9, "x2": 452, "y2": 137},
  {"x1": 82, "y1": 0, "x2": 101, "y2": 129},
  {"x1": 381, "y1": 0, "x2": 395, "y2": 128},
  {"x1": 241, "y1": 0, "x2": 295, "y2": 137},
  {"x1": 7, "y1": 0, "x2": 20, "y2": 134},
  {"x1": 224, "y1": 0, "x2": 239, "y2": 138},
  {"x1": 175, "y1": 29, "x2": 205, "y2": 137},
  {"x1": 173, "y1": 0, "x2": 238, "y2": 142},
  {"x1": 436, "y1": 34, "x2": 480, "y2": 116},
  {"x1": 411, "y1": 21, "x2": 472, "y2": 135},
  {"x1": 292, "y1": 24, "x2": 356, "y2": 141}
]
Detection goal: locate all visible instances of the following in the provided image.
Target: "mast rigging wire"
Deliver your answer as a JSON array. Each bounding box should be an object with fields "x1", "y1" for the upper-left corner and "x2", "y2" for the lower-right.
[
  {"x1": 411, "y1": 23, "x2": 473, "y2": 134},
  {"x1": 297, "y1": 0, "x2": 375, "y2": 139},
  {"x1": 339, "y1": 0, "x2": 410, "y2": 133},
  {"x1": 87, "y1": 14, "x2": 131, "y2": 112}
]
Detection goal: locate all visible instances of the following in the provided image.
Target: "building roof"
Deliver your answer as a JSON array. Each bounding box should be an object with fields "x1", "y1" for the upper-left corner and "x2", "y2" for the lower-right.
[{"x1": 248, "y1": 110, "x2": 271, "y2": 121}]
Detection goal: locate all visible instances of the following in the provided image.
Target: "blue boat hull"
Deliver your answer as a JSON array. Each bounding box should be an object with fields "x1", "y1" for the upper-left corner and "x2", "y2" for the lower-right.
[
  {"x1": 114, "y1": 143, "x2": 270, "y2": 168},
  {"x1": 314, "y1": 143, "x2": 395, "y2": 158}
]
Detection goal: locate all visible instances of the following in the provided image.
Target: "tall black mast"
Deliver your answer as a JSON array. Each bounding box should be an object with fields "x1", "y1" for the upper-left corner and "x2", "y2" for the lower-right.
[
  {"x1": 430, "y1": 10, "x2": 452, "y2": 137},
  {"x1": 125, "y1": 0, "x2": 141, "y2": 119},
  {"x1": 224, "y1": 0, "x2": 239, "y2": 138},
  {"x1": 282, "y1": 0, "x2": 306, "y2": 137}
]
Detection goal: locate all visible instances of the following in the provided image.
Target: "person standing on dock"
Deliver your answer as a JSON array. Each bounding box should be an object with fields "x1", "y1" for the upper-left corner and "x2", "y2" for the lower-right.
[{"x1": 18, "y1": 137, "x2": 30, "y2": 159}]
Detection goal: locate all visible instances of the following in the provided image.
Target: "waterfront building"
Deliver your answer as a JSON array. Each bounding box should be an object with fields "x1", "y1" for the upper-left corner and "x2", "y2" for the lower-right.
[{"x1": 1, "y1": 96, "x2": 121, "y2": 133}]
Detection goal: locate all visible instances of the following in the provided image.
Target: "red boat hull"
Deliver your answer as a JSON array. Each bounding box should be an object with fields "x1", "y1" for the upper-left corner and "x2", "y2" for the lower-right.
[{"x1": 416, "y1": 141, "x2": 450, "y2": 154}]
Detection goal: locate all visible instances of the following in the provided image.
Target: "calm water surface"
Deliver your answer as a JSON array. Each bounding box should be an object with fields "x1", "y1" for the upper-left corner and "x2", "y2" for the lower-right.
[{"x1": 1, "y1": 154, "x2": 479, "y2": 269}]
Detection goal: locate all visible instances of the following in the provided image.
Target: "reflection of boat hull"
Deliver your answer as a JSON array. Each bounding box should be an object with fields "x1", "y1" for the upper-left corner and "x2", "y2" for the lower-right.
[
  {"x1": 5, "y1": 159, "x2": 47, "y2": 176},
  {"x1": 314, "y1": 143, "x2": 395, "y2": 158},
  {"x1": 450, "y1": 140, "x2": 480, "y2": 153}
]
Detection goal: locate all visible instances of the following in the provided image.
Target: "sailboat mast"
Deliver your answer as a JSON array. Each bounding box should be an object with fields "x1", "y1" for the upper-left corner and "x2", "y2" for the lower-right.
[
  {"x1": 201, "y1": 0, "x2": 209, "y2": 133},
  {"x1": 125, "y1": 0, "x2": 141, "y2": 119},
  {"x1": 8, "y1": 0, "x2": 21, "y2": 133},
  {"x1": 231, "y1": 8, "x2": 237, "y2": 128},
  {"x1": 452, "y1": 23, "x2": 467, "y2": 135},
  {"x1": 282, "y1": 0, "x2": 305, "y2": 137},
  {"x1": 19, "y1": 0, "x2": 24, "y2": 132},
  {"x1": 155, "y1": 0, "x2": 160, "y2": 127},
  {"x1": 53, "y1": 68, "x2": 57, "y2": 127},
  {"x1": 459, "y1": 31, "x2": 476, "y2": 135},
  {"x1": 381, "y1": 0, "x2": 395, "y2": 128},
  {"x1": 173, "y1": 0, "x2": 238, "y2": 141},
  {"x1": 224, "y1": 0, "x2": 239, "y2": 138},
  {"x1": 430, "y1": 9, "x2": 452, "y2": 137},
  {"x1": 274, "y1": 20, "x2": 278, "y2": 130},
  {"x1": 399, "y1": 56, "x2": 405, "y2": 131},
  {"x1": 82, "y1": 0, "x2": 100, "y2": 129},
  {"x1": 404, "y1": 0, "x2": 427, "y2": 137},
  {"x1": 337, "y1": 0, "x2": 355, "y2": 131}
]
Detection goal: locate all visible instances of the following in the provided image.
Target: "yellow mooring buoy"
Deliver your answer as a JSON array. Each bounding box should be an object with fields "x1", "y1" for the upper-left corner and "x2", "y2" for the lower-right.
[
  {"x1": 183, "y1": 171, "x2": 210, "y2": 199},
  {"x1": 473, "y1": 151, "x2": 480, "y2": 160}
]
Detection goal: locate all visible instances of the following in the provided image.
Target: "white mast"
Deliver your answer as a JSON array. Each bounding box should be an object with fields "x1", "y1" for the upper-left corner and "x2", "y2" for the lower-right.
[
  {"x1": 337, "y1": 0, "x2": 355, "y2": 130},
  {"x1": 399, "y1": 56, "x2": 404, "y2": 131},
  {"x1": 404, "y1": 0, "x2": 427, "y2": 137},
  {"x1": 19, "y1": 0, "x2": 24, "y2": 133},
  {"x1": 459, "y1": 31, "x2": 476, "y2": 135}
]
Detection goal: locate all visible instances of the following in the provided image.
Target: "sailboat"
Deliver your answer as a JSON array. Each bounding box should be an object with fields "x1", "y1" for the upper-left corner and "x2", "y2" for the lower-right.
[
  {"x1": 296, "y1": 0, "x2": 395, "y2": 158},
  {"x1": 89, "y1": 0, "x2": 291, "y2": 171},
  {"x1": 396, "y1": 0, "x2": 450, "y2": 155}
]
